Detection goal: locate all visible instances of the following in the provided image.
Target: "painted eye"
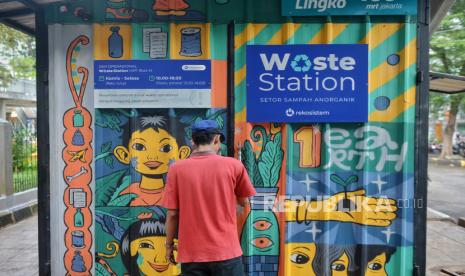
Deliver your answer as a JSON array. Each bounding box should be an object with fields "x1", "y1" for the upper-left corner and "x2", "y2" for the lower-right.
[
  {"x1": 253, "y1": 220, "x2": 272, "y2": 231},
  {"x1": 132, "y1": 143, "x2": 146, "y2": 151},
  {"x1": 290, "y1": 253, "x2": 310, "y2": 264},
  {"x1": 368, "y1": 262, "x2": 382, "y2": 270},
  {"x1": 160, "y1": 144, "x2": 173, "y2": 153},
  {"x1": 331, "y1": 263, "x2": 346, "y2": 271},
  {"x1": 139, "y1": 242, "x2": 154, "y2": 249},
  {"x1": 251, "y1": 237, "x2": 273, "y2": 249}
]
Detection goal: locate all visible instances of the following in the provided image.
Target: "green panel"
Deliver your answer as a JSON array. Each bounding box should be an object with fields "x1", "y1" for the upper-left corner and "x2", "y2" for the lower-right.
[{"x1": 210, "y1": 24, "x2": 227, "y2": 60}]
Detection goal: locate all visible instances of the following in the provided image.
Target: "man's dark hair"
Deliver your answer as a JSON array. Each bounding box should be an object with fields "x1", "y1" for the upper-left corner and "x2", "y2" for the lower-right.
[
  {"x1": 192, "y1": 130, "x2": 217, "y2": 146},
  {"x1": 119, "y1": 109, "x2": 188, "y2": 147}
]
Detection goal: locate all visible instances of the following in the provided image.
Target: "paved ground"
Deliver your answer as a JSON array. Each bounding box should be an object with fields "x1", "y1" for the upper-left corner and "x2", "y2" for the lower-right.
[
  {"x1": 427, "y1": 219, "x2": 465, "y2": 275},
  {"x1": 428, "y1": 162, "x2": 465, "y2": 220},
  {"x1": 0, "y1": 216, "x2": 38, "y2": 275}
]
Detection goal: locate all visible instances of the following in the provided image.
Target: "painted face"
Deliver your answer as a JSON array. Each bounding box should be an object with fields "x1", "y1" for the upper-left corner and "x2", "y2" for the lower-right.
[
  {"x1": 331, "y1": 252, "x2": 350, "y2": 276},
  {"x1": 365, "y1": 252, "x2": 388, "y2": 276},
  {"x1": 130, "y1": 236, "x2": 172, "y2": 275},
  {"x1": 284, "y1": 243, "x2": 316, "y2": 276},
  {"x1": 115, "y1": 128, "x2": 190, "y2": 176}
]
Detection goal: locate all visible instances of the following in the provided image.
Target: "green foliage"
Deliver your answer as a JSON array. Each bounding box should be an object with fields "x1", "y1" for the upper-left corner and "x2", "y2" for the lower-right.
[
  {"x1": 12, "y1": 128, "x2": 36, "y2": 171},
  {"x1": 0, "y1": 24, "x2": 35, "y2": 87},
  {"x1": 430, "y1": 0, "x2": 465, "y2": 118}
]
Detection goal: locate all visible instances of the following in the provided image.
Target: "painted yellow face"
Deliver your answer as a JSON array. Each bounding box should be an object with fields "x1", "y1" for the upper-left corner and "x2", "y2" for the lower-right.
[
  {"x1": 284, "y1": 243, "x2": 316, "y2": 276},
  {"x1": 114, "y1": 128, "x2": 190, "y2": 176},
  {"x1": 331, "y1": 252, "x2": 350, "y2": 276},
  {"x1": 130, "y1": 236, "x2": 178, "y2": 275},
  {"x1": 365, "y1": 252, "x2": 388, "y2": 276}
]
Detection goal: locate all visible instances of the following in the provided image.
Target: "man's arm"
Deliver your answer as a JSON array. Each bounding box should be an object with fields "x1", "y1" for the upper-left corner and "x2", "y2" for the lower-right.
[
  {"x1": 165, "y1": 209, "x2": 179, "y2": 264},
  {"x1": 237, "y1": 197, "x2": 250, "y2": 207},
  {"x1": 165, "y1": 209, "x2": 179, "y2": 245}
]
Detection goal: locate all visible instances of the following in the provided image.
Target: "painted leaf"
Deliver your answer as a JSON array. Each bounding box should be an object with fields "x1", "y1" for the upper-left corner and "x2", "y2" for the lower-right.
[
  {"x1": 104, "y1": 156, "x2": 114, "y2": 169},
  {"x1": 95, "y1": 109, "x2": 122, "y2": 132},
  {"x1": 330, "y1": 174, "x2": 347, "y2": 186},
  {"x1": 109, "y1": 175, "x2": 131, "y2": 203},
  {"x1": 242, "y1": 140, "x2": 264, "y2": 187},
  {"x1": 100, "y1": 141, "x2": 112, "y2": 153},
  {"x1": 95, "y1": 169, "x2": 127, "y2": 206},
  {"x1": 258, "y1": 133, "x2": 284, "y2": 187},
  {"x1": 346, "y1": 175, "x2": 359, "y2": 185},
  {"x1": 215, "y1": 115, "x2": 225, "y2": 130},
  {"x1": 107, "y1": 194, "x2": 137, "y2": 207}
]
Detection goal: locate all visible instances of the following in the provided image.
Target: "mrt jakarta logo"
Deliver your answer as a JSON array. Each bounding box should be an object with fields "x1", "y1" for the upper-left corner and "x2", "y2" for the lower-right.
[{"x1": 246, "y1": 44, "x2": 368, "y2": 123}]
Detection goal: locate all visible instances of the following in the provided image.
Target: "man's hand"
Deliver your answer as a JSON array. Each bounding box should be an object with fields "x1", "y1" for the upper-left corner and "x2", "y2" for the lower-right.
[
  {"x1": 165, "y1": 242, "x2": 177, "y2": 265},
  {"x1": 285, "y1": 189, "x2": 397, "y2": 227}
]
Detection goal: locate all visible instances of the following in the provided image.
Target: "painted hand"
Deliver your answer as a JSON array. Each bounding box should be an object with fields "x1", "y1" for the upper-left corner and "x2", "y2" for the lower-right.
[
  {"x1": 285, "y1": 189, "x2": 397, "y2": 227},
  {"x1": 322, "y1": 189, "x2": 397, "y2": 226}
]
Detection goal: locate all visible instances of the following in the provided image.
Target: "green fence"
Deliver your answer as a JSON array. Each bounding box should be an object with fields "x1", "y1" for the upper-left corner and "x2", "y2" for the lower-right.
[{"x1": 12, "y1": 129, "x2": 37, "y2": 193}]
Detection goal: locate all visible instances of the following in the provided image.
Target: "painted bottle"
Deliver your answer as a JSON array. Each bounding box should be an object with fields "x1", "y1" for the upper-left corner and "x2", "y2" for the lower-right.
[
  {"x1": 241, "y1": 188, "x2": 280, "y2": 275},
  {"x1": 73, "y1": 109, "x2": 84, "y2": 127},
  {"x1": 74, "y1": 208, "x2": 84, "y2": 227},
  {"x1": 108, "y1": 26, "x2": 123, "y2": 58}
]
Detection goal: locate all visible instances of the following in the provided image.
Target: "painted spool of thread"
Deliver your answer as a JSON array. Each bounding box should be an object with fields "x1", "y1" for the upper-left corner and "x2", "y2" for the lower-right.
[
  {"x1": 72, "y1": 230, "x2": 85, "y2": 248},
  {"x1": 179, "y1": 27, "x2": 202, "y2": 57}
]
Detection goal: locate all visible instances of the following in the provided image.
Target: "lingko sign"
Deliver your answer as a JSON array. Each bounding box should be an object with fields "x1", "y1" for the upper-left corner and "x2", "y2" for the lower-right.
[
  {"x1": 282, "y1": 0, "x2": 418, "y2": 16},
  {"x1": 246, "y1": 44, "x2": 368, "y2": 123}
]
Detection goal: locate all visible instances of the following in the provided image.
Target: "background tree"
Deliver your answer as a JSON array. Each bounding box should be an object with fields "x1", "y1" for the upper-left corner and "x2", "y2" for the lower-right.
[
  {"x1": 0, "y1": 24, "x2": 36, "y2": 87},
  {"x1": 430, "y1": 0, "x2": 465, "y2": 158}
]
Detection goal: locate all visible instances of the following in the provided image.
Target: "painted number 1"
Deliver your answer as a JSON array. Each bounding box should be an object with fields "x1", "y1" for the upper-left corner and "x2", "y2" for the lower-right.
[{"x1": 294, "y1": 126, "x2": 321, "y2": 168}]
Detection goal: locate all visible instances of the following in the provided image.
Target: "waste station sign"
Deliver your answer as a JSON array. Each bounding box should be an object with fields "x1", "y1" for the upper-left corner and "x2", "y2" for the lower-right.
[{"x1": 246, "y1": 44, "x2": 368, "y2": 123}]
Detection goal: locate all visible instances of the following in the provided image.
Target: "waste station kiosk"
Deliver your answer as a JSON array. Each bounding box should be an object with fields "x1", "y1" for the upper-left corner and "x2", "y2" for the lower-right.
[{"x1": 33, "y1": 0, "x2": 430, "y2": 275}]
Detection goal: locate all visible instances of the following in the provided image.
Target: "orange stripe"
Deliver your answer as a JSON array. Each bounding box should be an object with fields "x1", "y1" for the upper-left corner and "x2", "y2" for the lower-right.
[
  {"x1": 309, "y1": 23, "x2": 348, "y2": 44},
  {"x1": 369, "y1": 39, "x2": 416, "y2": 93},
  {"x1": 369, "y1": 86, "x2": 416, "y2": 121}
]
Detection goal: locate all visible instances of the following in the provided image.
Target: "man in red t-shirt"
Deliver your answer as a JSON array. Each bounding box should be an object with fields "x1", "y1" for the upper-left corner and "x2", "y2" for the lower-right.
[{"x1": 162, "y1": 120, "x2": 256, "y2": 275}]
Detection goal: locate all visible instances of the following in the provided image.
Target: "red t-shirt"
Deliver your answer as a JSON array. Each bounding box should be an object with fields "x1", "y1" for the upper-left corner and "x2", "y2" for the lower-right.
[{"x1": 161, "y1": 153, "x2": 256, "y2": 263}]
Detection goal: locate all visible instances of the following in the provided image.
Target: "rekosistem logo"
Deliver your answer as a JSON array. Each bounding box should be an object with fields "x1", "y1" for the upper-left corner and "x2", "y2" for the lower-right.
[{"x1": 286, "y1": 108, "x2": 295, "y2": 117}]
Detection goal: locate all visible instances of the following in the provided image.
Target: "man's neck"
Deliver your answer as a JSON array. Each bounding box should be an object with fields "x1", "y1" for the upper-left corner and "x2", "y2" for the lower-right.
[{"x1": 195, "y1": 144, "x2": 216, "y2": 154}]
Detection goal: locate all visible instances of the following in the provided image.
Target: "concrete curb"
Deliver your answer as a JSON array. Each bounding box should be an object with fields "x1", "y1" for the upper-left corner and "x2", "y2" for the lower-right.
[
  {"x1": 429, "y1": 157, "x2": 465, "y2": 168},
  {"x1": 458, "y1": 218, "x2": 465, "y2": 228},
  {"x1": 427, "y1": 207, "x2": 458, "y2": 224},
  {"x1": 0, "y1": 201, "x2": 37, "y2": 229}
]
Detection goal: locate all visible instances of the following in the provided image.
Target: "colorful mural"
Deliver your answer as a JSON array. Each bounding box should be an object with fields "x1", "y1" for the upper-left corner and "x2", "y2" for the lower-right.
[
  {"x1": 234, "y1": 23, "x2": 416, "y2": 275},
  {"x1": 94, "y1": 108, "x2": 227, "y2": 275},
  {"x1": 47, "y1": 1, "x2": 418, "y2": 274}
]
